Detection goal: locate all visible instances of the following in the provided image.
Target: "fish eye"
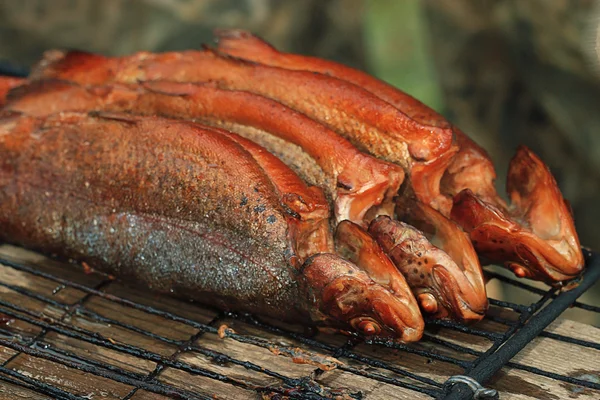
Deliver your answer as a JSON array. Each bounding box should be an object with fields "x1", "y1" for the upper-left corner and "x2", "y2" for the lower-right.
[
  {"x1": 417, "y1": 293, "x2": 438, "y2": 314},
  {"x1": 508, "y1": 263, "x2": 528, "y2": 278},
  {"x1": 351, "y1": 317, "x2": 381, "y2": 336}
]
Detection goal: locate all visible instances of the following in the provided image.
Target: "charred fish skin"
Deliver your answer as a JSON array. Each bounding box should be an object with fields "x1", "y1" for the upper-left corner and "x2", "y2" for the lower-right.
[{"x1": 0, "y1": 112, "x2": 424, "y2": 341}]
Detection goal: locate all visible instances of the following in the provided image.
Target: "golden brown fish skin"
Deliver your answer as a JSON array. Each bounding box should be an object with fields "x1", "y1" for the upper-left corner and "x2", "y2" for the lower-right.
[
  {"x1": 30, "y1": 49, "x2": 455, "y2": 167},
  {"x1": 203, "y1": 126, "x2": 333, "y2": 262},
  {"x1": 24, "y1": 52, "x2": 483, "y2": 313},
  {"x1": 142, "y1": 81, "x2": 404, "y2": 226},
  {"x1": 4, "y1": 79, "x2": 139, "y2": 117},
  {"x1": 213, "y1": 30, "x2": 584, "y2": 282},
  {"x1": 0, "y1": 111, "x2": 306, "y2": 318},
  {"x1": 213, "y1": 29, "x2": 470, "y2": 212},
  {"x1": 5, "y1": 79, "x2": 403, "y2": 226},
  {"x1": 213, "y1": 30, "x2": 495, "y2": 199},
  {"x1": 0, "y1": 111, "x2": 423, "y2": 341}
]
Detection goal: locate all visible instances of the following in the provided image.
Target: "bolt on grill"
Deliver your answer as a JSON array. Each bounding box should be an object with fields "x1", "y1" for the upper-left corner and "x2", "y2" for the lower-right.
[{"x1": 0, "y1": 245, "x2": 598, "y2": 400}]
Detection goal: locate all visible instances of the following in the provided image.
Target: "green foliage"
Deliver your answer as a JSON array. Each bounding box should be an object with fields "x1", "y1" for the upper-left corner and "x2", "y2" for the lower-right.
[{"x1": 364, "y1": 0, "x2": 443, "y2": 111}]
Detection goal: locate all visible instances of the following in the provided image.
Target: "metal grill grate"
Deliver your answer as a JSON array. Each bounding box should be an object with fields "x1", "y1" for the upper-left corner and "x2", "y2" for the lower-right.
[{"x1": 0, "y1": 245, "x2": 598, "y2": 400}]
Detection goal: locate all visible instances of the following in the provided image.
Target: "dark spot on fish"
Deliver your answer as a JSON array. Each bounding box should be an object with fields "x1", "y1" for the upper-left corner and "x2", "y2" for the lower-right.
[
  {"x1": 347, "y1": 270, "x2": 353, "y2": 274},
  {"x1": 413, "y1": 268, "x2": 418, "y2": 274},
  {"x1": 254, "y1": 205, "x2": 266, "y2": 213},
  {"x1": 420, "y1": 274, "x2": 425, "y2": 279},
  {"x1": 424, "y1": 259, "x2": 428, "y2": 264},
  {"x1": 240, "y1": 196, "x2": 248, "y2": 206},
  {"x1": 267, "y1": 215, "x2": 277, "y2": 224},
  {"x1": 408, "y1": 259, "x2": 413, "y2": 264},
  {"x1": 418, "y1": 261, "x2": 422, "y2": 266},
  {"x1": 254, "y1": 186, "x2": 259, "y2": 192},
  {"x1": 491, "y1": 239, "x2": 498, "y2": 243}
]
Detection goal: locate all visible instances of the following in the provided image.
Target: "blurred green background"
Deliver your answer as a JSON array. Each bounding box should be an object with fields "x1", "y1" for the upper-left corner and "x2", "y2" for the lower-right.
[
  {"x1": 364, "y1": 0, "x2": 442, "y2": 112},
  {"x1": 0, "y1": 0, "x2": 598, "y2": 323}
]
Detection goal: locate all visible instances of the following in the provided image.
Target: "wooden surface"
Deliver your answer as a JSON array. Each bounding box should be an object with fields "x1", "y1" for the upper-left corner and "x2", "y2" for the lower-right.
[{"x1": 0, "y1": 244, "x2": 598, "y2": 400}]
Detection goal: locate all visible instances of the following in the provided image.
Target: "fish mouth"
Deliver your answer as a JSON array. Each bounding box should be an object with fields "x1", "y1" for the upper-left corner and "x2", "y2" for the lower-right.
[
  {"x1": 452, "y1": 189, "x2": 583, "y2": 283},
  {"x1": 323, "y1": 274, "x2": 424, "y2": 342},
  {"x1": 302, "y1": 253, "x2": 424, "y2": 342},
  {"x1": 469, "y1": 224, "x2": 582, "y2": 283},
  {"x1": 432, "y1": 265, "x2": 486, "y2": 323},
  {"x1": 509, "y1": 239, "x2": 582, "y2": 282},
  {"x1": 370, "y1": 292, "x2": 424, "y2": 342}
]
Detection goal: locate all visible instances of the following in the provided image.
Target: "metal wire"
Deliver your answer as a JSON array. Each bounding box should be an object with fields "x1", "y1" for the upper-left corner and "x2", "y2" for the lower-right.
[
  {"x1": 444, "y1": 249, "x2": 600, "y2": 400},
  {"x1": 0, "y1": 248, "x2": 598, "y2": 400}
]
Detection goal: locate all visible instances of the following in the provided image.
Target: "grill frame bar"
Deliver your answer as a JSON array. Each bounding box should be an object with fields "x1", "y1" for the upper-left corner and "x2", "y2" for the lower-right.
[{"x1": 444, "y1": 249, "x2": 600, "y2": 399}]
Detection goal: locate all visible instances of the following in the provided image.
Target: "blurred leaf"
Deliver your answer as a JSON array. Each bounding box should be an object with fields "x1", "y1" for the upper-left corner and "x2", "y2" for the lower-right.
[{"x1": 364, "y1": 0, "x2": 443, "y2": 111}]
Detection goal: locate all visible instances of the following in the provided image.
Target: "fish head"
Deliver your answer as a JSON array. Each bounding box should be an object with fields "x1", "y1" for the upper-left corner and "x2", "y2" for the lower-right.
[
  {"x1": 301, "y1": 253, "x2": 424, "y2": 342},
  {"x1": 451, "y1": 147, "x2": 584, "y2": 283},
  {"x1": 369, "y1": 214, "x2": 487, "y2": 323}
]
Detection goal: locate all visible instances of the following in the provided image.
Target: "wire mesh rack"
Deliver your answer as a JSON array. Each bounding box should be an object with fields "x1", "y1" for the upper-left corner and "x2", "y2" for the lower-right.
[{"x1": 0, "y1": 244, "x2": 598, "y2": 400}]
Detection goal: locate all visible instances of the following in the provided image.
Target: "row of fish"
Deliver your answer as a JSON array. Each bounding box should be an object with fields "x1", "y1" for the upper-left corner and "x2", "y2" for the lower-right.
[{"x1": 0, "y1": 30, "x2": 584, "y2": 342}]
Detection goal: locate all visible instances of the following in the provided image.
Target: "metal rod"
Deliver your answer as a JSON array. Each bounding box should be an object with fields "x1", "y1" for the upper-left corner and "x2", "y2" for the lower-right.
[{"x1": 443, "y1": 250, "x2": 600, "y2": 400}]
